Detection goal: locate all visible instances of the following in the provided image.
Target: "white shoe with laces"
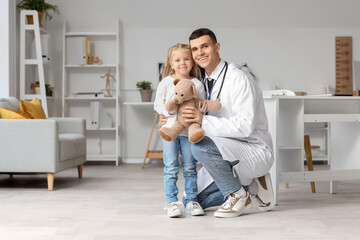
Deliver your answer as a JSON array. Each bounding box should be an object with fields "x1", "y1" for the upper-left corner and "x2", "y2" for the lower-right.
[
  {"x1": 253, "y1": 173, "x2": 274, "y2": 211},
  {"x1": 214, "y1": 191, "x2": 252, "y2": 218},
  {"x1": 165, "y1": 201, "x2": 183, "y2": 218},
  {"x1": 185, "y1": 201, "x2": 205, "y2": 216}
]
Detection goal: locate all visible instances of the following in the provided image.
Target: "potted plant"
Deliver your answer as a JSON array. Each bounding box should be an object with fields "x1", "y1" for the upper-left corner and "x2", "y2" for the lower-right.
[
  {"x1": 17, "y1": 0, "x2": 60, "y2": 27},
  {"x1": 30, "y1": 81, "x2": 54, "y2": 96},
  {"x1": 136, "y1": 80, "x2": 153, "y2": 102}
]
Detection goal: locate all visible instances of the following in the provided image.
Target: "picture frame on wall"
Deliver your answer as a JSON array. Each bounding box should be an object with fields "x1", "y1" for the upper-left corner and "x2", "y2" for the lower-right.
[{"x1": 158, "y1": 62, "x2": 164, "y2": 82}]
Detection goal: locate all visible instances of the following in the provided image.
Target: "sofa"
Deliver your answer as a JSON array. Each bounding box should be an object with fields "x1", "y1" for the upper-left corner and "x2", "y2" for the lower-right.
[{"x1": 0, "y1": 97, "x2": 86, "y2": 190}]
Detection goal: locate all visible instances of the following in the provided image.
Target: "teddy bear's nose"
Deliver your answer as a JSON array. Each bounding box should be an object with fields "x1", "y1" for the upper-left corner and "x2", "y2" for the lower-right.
[{"x1": 174, "y1": 99, "x2": 179, "y2": 103}]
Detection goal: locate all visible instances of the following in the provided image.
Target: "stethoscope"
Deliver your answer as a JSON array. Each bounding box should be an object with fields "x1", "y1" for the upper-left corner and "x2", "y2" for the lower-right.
[{"x1": 203, "y1": 61, "x2": 228, "y2": 101}]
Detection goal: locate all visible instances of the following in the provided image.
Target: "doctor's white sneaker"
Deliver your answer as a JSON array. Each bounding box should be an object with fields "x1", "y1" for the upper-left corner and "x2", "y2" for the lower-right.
[
  {"x1": 185, "y1": 201, "x2": 205, "y2": 216},
  {"x1": 253, "y1": 173, "x2": 275, "y2": 211},
  {"x1": 214, "y1": 192, "x2": 252, "y2": 218},
  {"x1": 165, "y1": 201, "x2": 183, "y2": 218}
]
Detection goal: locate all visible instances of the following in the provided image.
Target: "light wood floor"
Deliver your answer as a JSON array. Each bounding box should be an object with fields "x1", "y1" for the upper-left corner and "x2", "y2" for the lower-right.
[{"x1": 0, "y1": 163, "x2": 359, "y2": 240}]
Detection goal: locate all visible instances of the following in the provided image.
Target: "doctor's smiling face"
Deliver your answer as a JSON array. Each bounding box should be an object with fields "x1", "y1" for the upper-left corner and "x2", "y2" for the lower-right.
[{"x1": 190, "y1": 34, "x2": 221, "y2": 76}]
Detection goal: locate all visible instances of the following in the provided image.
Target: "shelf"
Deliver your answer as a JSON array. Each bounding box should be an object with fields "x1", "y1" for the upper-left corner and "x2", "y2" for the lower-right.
[
  {"x1": 304, "y1": 157, "x2": 329, "y2": 161},
  {"x1": 66, "y1": 32, "x2": 117, "y2": 36},
  {"x1": 65, "y1": 64, "x2": 117, "y2": 68},
  {"x1": 65, "y1": 96, "x2": 117, "y2": 100},
  {"x1": 304, "y1": 114, "x2": 360, "y2": 123},
  {"x1": 123, "y1": 102, "x2": 154, "y2": 106},
  {"x1": 25, "y1": 25, "x2": 48, "y2": 34},
  {"x1": 304, "y1": 127, "x2": 328, "y2": 131},
  {"x1": 25, "y1": 59, "x2": 39, "y2": 65},
  {"x1": 62, "y1": 20, "x2": 120, "y2": 166},
  {"x1": 279, "y1": 145, "x2": 302, "y2": 150},
  {"x1": 87, "y1": 154, "x2": 117, "y2": 161},
  {"x1": 87, "y1": 128, "x2": 116, "y2": 131},
  {"x1": 24, "y1": 94, "x2": 42, "y2": 99}
]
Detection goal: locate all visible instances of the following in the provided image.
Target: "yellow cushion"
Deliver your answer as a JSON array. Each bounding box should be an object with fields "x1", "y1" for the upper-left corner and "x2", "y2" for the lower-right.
[
  {"x1": 0, "y1": 108, "x2": 33, "y2": 119},
  {"x1": 20, "y1": 98, "x2": 47, "y2": 119}
]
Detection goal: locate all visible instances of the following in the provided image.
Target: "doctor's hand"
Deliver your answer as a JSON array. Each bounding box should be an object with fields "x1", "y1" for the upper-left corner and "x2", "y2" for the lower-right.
[
  {"x1": 159, "y1": 115, "x2": 168, "y2": 126},
  {"x1": 182, "y1": 106, "x2": 203, "y2": 124}
]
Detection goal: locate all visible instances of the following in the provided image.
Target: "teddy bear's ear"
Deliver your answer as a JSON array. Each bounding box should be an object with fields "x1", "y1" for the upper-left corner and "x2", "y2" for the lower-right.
[
  {"x1": 192, "y1": 84, "x2": 196, "y2": 95},
  {"x1": 173, "y1": 79, "x2": 180, "y2": 85}
]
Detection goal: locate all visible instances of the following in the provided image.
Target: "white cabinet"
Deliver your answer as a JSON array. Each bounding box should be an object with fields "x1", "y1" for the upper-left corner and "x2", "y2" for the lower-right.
[
  {"x1": 265, "y1": 96, "x2": 360, "y2": 204},
  {"x1": 62, "y1": 21, "x2": 120, "y2": 165}
]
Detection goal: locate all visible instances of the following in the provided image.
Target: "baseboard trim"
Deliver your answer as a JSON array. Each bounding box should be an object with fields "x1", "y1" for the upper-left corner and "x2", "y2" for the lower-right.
[{"x1": 120, "y1": 158, "x2": 162, "y2": 164}]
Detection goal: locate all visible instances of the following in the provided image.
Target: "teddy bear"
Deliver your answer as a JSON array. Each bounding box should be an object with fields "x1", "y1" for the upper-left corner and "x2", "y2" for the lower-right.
[{"x1": 158, "y1": 79, "x2": 221, "y2": 143}]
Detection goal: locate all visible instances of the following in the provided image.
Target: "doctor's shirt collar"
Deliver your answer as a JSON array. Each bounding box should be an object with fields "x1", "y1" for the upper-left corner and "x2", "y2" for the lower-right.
[{"x1": 205, "y1": 60, "x2": 226, "y2": 80}]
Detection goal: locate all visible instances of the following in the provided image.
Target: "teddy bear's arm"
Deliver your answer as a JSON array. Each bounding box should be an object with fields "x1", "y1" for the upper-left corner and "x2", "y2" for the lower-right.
[
  {"x1": 195, "y1": 99, "x2": 221, "y2": 113},
  {"x1": 194, "y1": 98, "x2": 221, "y2": 113},
  {"x1": 194, "y1": 98, "x2": 206, "y2": 111},
  {"x1": 165, "y1": 99, "x2": 178, "y2": 114},
  {"x1": 205, "y1": 100, "x2": 222, "y2": 112}
]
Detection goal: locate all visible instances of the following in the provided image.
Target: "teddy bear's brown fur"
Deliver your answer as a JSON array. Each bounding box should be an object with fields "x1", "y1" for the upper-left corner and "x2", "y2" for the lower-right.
[{"x1": 158, "y1": 79, "x2": 221, "y2": 143}]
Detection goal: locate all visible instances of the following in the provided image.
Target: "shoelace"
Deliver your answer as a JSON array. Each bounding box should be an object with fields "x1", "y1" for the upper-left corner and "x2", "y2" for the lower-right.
[
  {"x1": 187, "y1": 201, "x2": 201, "y2": 210},
  {"x1": 221, "y1": 194, "x2": 236, "y2": 209},
  {"x1": 164, "y1": 201, "x2": 182, "y2": 210},
  {"x1": 253, "y1": 195, "x2": 270, "y2": 207}
]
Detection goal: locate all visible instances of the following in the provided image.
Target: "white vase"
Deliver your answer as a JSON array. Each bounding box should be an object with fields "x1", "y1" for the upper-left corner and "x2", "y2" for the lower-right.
[{"x1": 35, "y1": 87, "x2": 41, "y2": 94}]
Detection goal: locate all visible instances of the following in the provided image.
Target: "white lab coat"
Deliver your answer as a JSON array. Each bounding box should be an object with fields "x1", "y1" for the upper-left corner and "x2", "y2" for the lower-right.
[
  {"x1": 154, "y1": 76, "x2": 206, "y2": 136},
  {"x1": 197, "y1": 61, "x2": 274, "y2": 193}
]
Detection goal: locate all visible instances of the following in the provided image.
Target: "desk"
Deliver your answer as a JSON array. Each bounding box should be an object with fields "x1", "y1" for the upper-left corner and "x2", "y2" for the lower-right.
[{"x1": 264, "y1": 96, "x2": 360, "y2": 204}]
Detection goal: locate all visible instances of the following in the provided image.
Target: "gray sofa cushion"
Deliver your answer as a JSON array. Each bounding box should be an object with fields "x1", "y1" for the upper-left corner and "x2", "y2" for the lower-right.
[
  {"x1": 0, "y1": 97, "x2": 20, "y2": 110},
  {"x1": 0, "y1": 97, "x2": 20, "y2": 119},
  {"x1": 59, "y1": 133, "x2": 86, "y2": 161}
]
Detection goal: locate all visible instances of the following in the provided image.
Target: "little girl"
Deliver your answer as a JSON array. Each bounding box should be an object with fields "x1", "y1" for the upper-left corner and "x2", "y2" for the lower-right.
[{"x1": 154, "y1": 43, "x2": 206, "y2": 218}]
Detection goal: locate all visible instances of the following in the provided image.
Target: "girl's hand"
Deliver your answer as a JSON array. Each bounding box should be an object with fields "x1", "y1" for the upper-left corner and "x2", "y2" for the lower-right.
[
  {"x1": 182, "y1": 106, "x2": 203, "y2": 124},
  {"x1": 159, "y1": 115, "x2": 168, "y2": 125}
]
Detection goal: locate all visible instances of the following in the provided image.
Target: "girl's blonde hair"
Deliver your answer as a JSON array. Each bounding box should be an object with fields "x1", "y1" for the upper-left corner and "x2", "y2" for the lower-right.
[{"x1": 161, "y1": 43, "x2": 198, "y2": 79}]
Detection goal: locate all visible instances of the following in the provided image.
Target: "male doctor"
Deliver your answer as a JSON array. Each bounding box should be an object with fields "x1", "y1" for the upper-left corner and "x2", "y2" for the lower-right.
[{"x1": 181, "y1": 28, "x2": 275, "y2": 218}]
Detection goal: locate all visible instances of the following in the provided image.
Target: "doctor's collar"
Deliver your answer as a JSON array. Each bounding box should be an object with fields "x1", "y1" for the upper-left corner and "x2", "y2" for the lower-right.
[{"x1": 205, "y1": 60, "x2": 226, "y2": 80}]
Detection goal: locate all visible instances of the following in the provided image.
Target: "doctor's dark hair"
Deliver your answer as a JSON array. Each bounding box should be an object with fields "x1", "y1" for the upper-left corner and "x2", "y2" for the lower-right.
[
  {"x1": 161, "y1": 43, "x2": 198, "y2": 79},
  {"x1": 189, "y1": 28, "x2": 217, "y2": 44}
]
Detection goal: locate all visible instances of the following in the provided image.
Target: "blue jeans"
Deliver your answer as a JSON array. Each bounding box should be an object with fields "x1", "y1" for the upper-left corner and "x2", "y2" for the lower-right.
[
  {"x1": 196, "y1": 175, "x2": 248, "y2": 209},
  {"x1": 191, "y1": 136, "x2": 242, "y2": 205},
  {"x1": 197, "y1": 181, "x2": 226, "y2": 209},
  {"x1": 163, "y1": 136, "x2": 197, "y2": 204}
]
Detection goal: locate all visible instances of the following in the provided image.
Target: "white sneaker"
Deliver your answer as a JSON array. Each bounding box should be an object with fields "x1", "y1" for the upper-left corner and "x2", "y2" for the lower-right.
[
  {"x1": 214, "y1": 191, "x2": 252, "y2": 218},
  {"x1": 253, "y1": 173, "x2": 275, "y2": 211},
  {"x1": 185, "y1": 201, "x2": 205, "y2": 216},
  {"x1": 165, "y1": 201, "x2": 183, "y2": 218}
]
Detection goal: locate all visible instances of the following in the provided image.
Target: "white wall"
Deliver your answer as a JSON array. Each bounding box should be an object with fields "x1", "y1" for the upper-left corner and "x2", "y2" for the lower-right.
[
  {"x1": 0, "y1": 0, "x2": 16, "y2": 98},
  {"x1": 0, "y1": 0, "x2": 9, "y2": 97},
  {"x1": 36, "y1": 0, "x2": 360, "y2": 161}
]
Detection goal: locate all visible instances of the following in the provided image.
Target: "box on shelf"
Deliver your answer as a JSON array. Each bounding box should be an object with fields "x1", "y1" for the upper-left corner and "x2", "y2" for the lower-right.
[
  {"x1": 66, "y1": 37, "x2": 91, "y2": 65},
  {"x1": 89, "y1": 101, "x2": 112, "y2": 129},
  {"x1": 31, "y1": 34, "x2": 51, "y2": 63}
]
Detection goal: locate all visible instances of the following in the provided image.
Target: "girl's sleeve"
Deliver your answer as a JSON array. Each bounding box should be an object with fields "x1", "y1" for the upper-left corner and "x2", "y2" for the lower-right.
[
  {"x1": 194, "y1": 79, "x2": 206, "y2": 99},
  {"x1": 154, "y1": 79, "x2": 171, "y2": 116}
]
